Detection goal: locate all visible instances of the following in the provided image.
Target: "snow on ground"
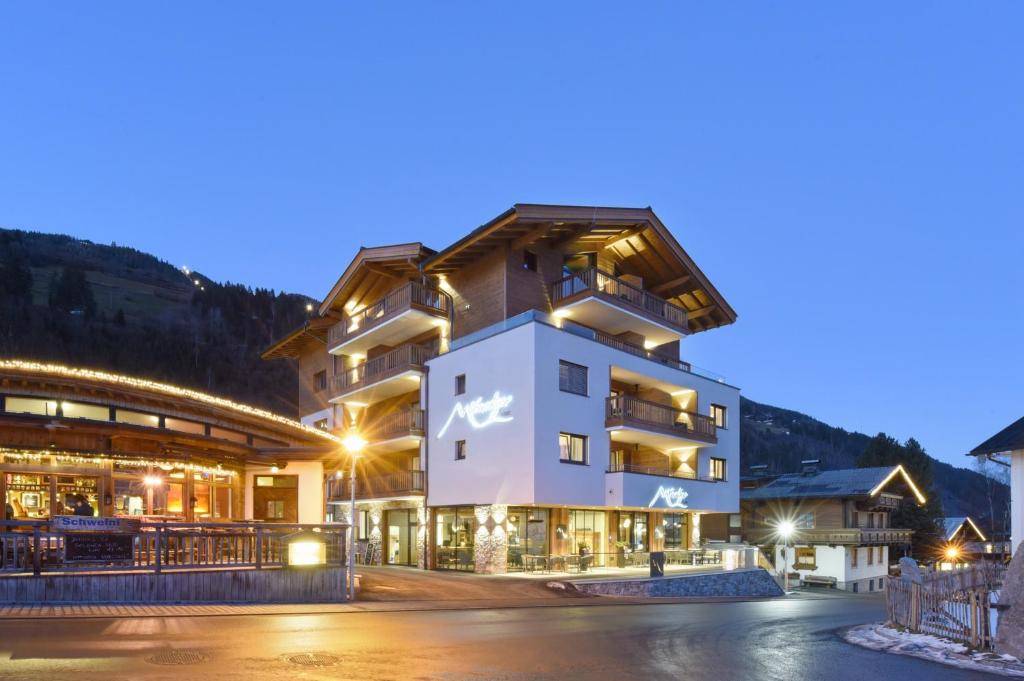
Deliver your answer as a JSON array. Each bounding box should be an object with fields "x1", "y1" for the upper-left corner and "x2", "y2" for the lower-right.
[{"x1": 844, "y1": 623, "x2": 1024, "y2": 677}]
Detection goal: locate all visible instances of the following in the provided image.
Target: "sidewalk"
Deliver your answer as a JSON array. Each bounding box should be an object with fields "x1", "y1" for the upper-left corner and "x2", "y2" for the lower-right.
[{"x1": 844, "y1": 623, "x2": 1024, "y2": 678}]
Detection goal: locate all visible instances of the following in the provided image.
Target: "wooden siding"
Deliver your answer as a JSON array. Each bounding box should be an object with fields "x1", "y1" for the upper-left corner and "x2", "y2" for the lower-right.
[{"x1": 447, "y1": 249, "x2": 507, "y2": 339}]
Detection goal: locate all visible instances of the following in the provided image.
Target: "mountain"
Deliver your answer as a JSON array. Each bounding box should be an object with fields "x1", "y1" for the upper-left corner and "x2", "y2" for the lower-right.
[
  {"x1": 0, "y1": 228, "x2": 312, "y2": 416},
  {"x1": 0, "y1": 227, "x2": 1006, "y2": 531},
  {"x1": 741, "y1": 397, "x2": 1010, "y2": 533}
]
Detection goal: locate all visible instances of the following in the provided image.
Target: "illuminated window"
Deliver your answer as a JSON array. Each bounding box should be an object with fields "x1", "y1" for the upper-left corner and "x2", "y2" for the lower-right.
[
  {"x1": 60, "y1": 401, "x2": 109, "y2": 421},
  {"x1": 455, "y1": 374, "x2": 466, "y2": 396},
  {"x1": 559, "y1": 432, "x2": 588, "y2": 465},
  {"x1": 523, "y1": 250, "x2": 538, "y2": 272},
  {"x1": 4, "y1": 396, "x2": 58, "y2": 416},
  {"x1": 709, "y1": 457, "x2": 727, "y2": 481},
  {"x1": 851, "y1": 546, "x2": 859, "y2": 568},
  {"x1": 794, "y1": 512, "x2": 814, "y2": 529},
  {"x1": 313, "y1": 418, "x2": 329, "y2": 431},
  {"x1": 795, "y1": 547, "x2": 816, "y2": 569},
  {"x1": 710, "y1": 404, "x2": 727, "y2": 428},
  {"x1": 559, "y1": 360, "x2": 588, "y2": 396},
  {"x1": 115, "y1": 409, "x2": 159, "y2": 427},
  {"x1": 867, "y1": 547, "x2": 874, "y2": 565},
  {"x1": 266, "y1": 500, "x2": 285, "y2": 519},
  {"x1": 455, "y1": 440, "x2": 466, "y2": 461}
]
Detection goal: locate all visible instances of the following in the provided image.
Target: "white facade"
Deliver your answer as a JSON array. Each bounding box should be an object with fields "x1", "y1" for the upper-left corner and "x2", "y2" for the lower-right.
[
  {"x1": 1012, "y1": 449, "x2": 1024, "y2": 553},
  {"x1": 426, "y1": 317, "x2": 740, "y2": 515},
  {"x1": 776, "y1": 544, "x2": 888, "y2": 593},
  {"x1": 244, "y1": 460, "x2": 325, "y2": 524}
]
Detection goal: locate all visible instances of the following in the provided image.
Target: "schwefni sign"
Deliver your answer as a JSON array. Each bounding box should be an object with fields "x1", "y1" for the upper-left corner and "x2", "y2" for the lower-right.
[{"x1": 436, "y1": 391, "x2": 514, "y2": 438}]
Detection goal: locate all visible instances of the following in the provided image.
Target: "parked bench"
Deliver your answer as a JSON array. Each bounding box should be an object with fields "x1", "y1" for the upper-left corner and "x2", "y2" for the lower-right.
[{"x1": 801, "y1": 575, "x2": 837, "y2": 588}]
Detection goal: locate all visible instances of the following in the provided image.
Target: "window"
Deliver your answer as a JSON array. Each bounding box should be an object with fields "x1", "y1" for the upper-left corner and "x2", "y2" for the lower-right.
[
  {"x1": 313, "y1": 418, "x2": 329, "y2": 431},
  {"x1": 265, "y1": 500, "x2": 285, "y2": 519},
  {"x1": 877, "y1": 546, "x2": 884, "y2": 564},
  {"x1": 794, "y1": 512, "x2": 815, "y2": 529},
  {"x1": 455, "y1": 440, "x2": 466, "y2": 461},
  {"x1": 729, "y1": 514, "x2": 742, "y2": 529},
  {"x1": 710, "y1": 404, "x2": 727, "y2": 428},
  {"x1": 455, "y1": 374, "x2": 466, "y2": 396},
  {"x1": 523, "y1": 250, "x2": 537, "y2": 271},
  {"x1": 851, "y1": 546, "x2": 859, "y2": 568},
  {"x1": 314, "y1": 370, "x2": 327, "y2": 391},
  {"x1": 60, "y1": 401, "x2": 109, "y2": 421},
  {"x1": 558, "y1": 360, "x2": 588, "y2": 396},
  {"x1": 867, "y1": 547, "x2": 874, "y2": 565},
  {"x1": 663, "y1": 513, "x2": 686, "y2": 549},
  {"x1": 795, "y1": 547, "x2": 817, "y2": 569},
  {"x1": 559, "y1": 432, "x2": 588, "y2": 464},
  {"x1": 709, "y1": 457, "x2": 727, "y2": 481},
  {"x1": 852, "y1": 511, "x2": 859, "y2": 527}
]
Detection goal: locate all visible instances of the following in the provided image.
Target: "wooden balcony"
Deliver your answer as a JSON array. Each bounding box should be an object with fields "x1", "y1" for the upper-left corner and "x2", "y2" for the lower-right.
[
  {"x1": 607, "y1": 461, "x2": 723, "y2": 483},
  {"x1": 327, "y1": 282, "x2": 450, "y2": 356},
  {"x1": 327, "y1": 470, "x2": 425, "y2": 501},
  {"x1": 329, "y1": 344, "x2": 435, "y2": 404},
  {"x1": 550, "y1": 268, "x2": 689, "y2": 344},
  {"x1": 605, "y1": 395, "x2": 717, "y2": 448},
  {"x1": 745, "y1": 527, "x2": 914, "y2": 546},
  {"x1": 363, "y1": 408, "x2": 425, "y2": 452}
]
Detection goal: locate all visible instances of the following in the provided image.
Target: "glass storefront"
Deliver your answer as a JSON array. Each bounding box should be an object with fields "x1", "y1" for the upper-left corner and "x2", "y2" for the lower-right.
[
  {"x1": 567, "y1": 510, "x2": 607, "y2": 566},
  {"x1": 5, "y1": 473, "x2": 53, "y2": 519},
  {"x1": 4, "y1": 473, "x2": 99, "y2": 518},
  {"x1": 662, "y1": 513, "x2": 687, "y2": 549},
  {"x1": 507, "y1": 507, "x2": 549, "y2": 570},
  {"x1": 435, "y1": 506, "x2": 475, "y2": 571}
]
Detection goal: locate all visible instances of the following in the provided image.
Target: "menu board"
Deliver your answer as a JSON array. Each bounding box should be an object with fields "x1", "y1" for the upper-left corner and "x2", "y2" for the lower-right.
[{"x1": 64, "y1": 533, "x2": 135, "y2": 563}]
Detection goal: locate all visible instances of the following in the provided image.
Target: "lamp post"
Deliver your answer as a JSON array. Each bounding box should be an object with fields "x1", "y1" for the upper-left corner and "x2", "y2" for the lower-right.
[
  {"x1": 777, "y1": 520, "x2": 795, "y2": 593},
  {"x1": 341, "y1": 431, "x2": 366, "y2": 602}
]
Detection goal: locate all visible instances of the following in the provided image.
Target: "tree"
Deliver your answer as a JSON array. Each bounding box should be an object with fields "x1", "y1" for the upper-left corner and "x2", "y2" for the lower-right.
[
  {"x1": 47, "y1": 266, "x2": 96, "y2": 319},
  {"x1": 857, "y1": 433, "x2": 945, "y2": 561}
]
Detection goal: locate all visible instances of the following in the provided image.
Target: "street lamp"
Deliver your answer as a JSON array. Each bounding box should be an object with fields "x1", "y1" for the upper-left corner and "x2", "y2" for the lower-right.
[
  {"x1": 944, "y1": 545, "x2": 960, "y2": 570},
  {"x1": 341, "y1": 430, "x2": 366, "y2": 602},
  {"x1": 777, "y1": 519, "x2": 795, "y2": 593}
]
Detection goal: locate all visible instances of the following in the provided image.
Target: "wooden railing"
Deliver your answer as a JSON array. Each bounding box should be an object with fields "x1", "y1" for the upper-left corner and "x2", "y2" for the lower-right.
[
  {"x1": 330, "y1": 344, "x2": 436, "y2": 397},
  {"x1": 550, "y1": 268, "x2": 689, "y2": 332},
  {"x1": 327, "y1": 470, "x2": 425, "y2": 501},
  {"x1": 364, "y1": 408, "x2": 425, "y2": 442},
  {"x1": 0, "y1": 520, "x2": 347, "y2": 575},
  {"x1": 606, "y1": 461, "x2": 723, "y2": 482},
  {"x1": 328, "y1": 282, "x2": 449, "y2": 348},
  {"x1": 745, "y1": 527, "x2": 914, "y2": 545},
  {"x1": 605, "y1": 395, "x2": 717, "y2": 444},
  {"x1": 586, "y1": 325, "x2": 692, "y2": 372},
  {"x1": 887, "y1": 563, "x2": 1004, "y2": 649}
]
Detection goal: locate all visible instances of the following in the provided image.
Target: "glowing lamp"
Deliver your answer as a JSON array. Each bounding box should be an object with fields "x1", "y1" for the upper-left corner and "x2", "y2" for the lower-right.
[
  {"x1": 777, "y1": 520, "x2": 795, "y2": 540},
  {"x1": 287, "y1": 530, "x2": 327, "y2": 567},
  {"x1": 342, "y1": 432, "x2": 367, "y2": 454},
  {"x1": 944, "y1": 546, "x2": 960, "y2": 561},
  {"x1": 143, "y1": 475, "x2": 163, "y2": 487}
]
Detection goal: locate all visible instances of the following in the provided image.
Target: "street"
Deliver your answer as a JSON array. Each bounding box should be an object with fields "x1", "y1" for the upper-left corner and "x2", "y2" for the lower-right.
[{"x1": 0, "y1": 591, "x2": 992, "y2": 680}]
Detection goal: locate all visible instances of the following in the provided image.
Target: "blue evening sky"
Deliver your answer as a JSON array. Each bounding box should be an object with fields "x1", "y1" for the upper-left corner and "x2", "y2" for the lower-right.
[{"x1": 1, "y1": 4, "x2": 1020, "y2": 467}]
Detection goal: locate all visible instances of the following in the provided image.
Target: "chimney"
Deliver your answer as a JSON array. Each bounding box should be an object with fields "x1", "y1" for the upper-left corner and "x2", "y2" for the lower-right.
[{"x1": 801, "y1": 459, "x2": 820, "y2": 476}]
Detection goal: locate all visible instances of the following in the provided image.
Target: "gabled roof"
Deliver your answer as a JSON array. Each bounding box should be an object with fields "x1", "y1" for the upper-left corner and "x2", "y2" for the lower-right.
[
  {"x1": 317, "y1": 243, "x2": 435, "y2": 317},
  {"x1": 260, "y1": 316, "x2": 334, "y2": 360},
  {"x1": 741, "y1": 465, "x2": 927, "y2": 504},
  {"x1": 422, "y1": 204, "x2": 737, "y2": 333},
  {"x1": 970, "y1": 416, "x2": 1024, "y2": 457},
  {"x1": 942, "y1": 516, "x2": 987, "y2": 542}
]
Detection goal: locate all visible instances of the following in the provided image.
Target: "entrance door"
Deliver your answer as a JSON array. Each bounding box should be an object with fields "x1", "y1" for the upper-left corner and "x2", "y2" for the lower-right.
[{"x1": 386, "y1": 509, "x2": 418, "y2": 566}]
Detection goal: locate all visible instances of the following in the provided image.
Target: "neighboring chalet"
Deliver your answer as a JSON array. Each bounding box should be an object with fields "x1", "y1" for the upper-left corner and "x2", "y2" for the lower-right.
[
  {"x1": 709, "y1": 462, "x2": 924, "y2": 592},
  {"x1": 940, "y1": 516, "x2": 1010, "y2": 567},
  {"x1": 969, "y1": 416, "x2": 1024, "y2": 554}
]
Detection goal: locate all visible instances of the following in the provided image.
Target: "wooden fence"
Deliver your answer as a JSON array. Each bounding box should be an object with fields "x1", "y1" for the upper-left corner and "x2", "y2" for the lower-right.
[{"x1": 886, "y1": 563, "x2": 1004, "y2": 649}]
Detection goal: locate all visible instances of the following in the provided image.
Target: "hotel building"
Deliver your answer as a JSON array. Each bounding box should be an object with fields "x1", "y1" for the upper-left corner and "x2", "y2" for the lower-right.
[{"x1": 263, "y1": 204, "x2": 740, "y2": 573}]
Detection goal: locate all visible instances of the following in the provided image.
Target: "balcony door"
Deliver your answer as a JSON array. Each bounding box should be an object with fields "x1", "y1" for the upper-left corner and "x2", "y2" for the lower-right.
[{"x1": 386, "y1": 509, "x2": 419, "y2": 566}]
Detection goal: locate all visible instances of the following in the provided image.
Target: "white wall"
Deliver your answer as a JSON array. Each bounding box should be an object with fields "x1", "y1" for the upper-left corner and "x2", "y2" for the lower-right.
[
  {"x1": 426, "y1": 318, "x2": 740, "y2": 513},
  {"x1": 244, "y1": 460, "x2": 325, "y2": 524},
  {"x1": 1012, "y1": 449, "x2": 1024, "y2": 553}
]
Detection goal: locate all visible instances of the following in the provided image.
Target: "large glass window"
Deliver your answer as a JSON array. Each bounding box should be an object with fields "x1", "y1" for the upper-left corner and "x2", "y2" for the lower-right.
[
  {"x1": 619, "y1": 511, "x2": 648, "y2": 552},
  {"x1": 567, "y1": 510, "x2": 607, "y2": 566},
  {"x1": 57, "y1": 476, "x2": 98, "y2": 516},
  {"x1": 4, "y1": 473, "x2": 52, "y2": 519},
  {"x1": 507, "y1": 508, "x2": 549, "y2": 570},
  {"x1": 662, "y1": 513, "x2": 687, "y2": 549},
  {"x1": 435, "y1": 506, "x2": 475, "y2": 571},
  {"x1": 559, "y1": 360, "x2": 588, "y2": 396}
]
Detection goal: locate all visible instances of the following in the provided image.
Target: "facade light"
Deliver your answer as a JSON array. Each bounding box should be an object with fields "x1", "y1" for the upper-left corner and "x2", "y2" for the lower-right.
[{"x1": 287, "y1": 530, "x2": 327, "y2": 567}]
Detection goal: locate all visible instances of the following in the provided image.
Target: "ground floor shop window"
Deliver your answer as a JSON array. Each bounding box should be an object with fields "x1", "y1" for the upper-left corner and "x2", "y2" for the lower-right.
[
  {"x1": 386, "y1": 509, "x2": 419, "y2": 566},
  {"x1": 567, "y1": 510, "x2": 606, "y2": 566},
  {"x1": 507, "y1": 507, "x2": 549, "y2": 570},
  {"x1": 618, "y1": 511, "x2": 648, "y2": 552},
  {"x1": 435, "y1": 506, "x2": 475, "y2": 571},
  {"x1": 662, "y1": 513, "x2": 687, "y2": 548},
  {"x1": 4, "y1": 473, "x2": 53, "y2": 519}
]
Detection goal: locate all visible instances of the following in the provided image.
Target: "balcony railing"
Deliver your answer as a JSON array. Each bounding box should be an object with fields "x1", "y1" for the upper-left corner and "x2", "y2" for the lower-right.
[
  {"x1": 550, "y1": 268, "x2": 689, "y2": 333},
  {"x1": 582, "y1": 324, "x2": 691, "y2": 372},
  {"x1": 607, "y1": 461, "x2": 724, "y2": 482},
  {"x1": 364, "y1": 408, "x2": 425, "y2": 442},
  {"x1": 605, "y1": 395, "x2": 717, "y2": 444},
  {"x1": 327, "y1": 470, "x2": 425, "y2": 501},
  {"x1": 328, "y1": 282, "x2": 450, "y2": 349},
  {"x1": 330, "y1": 344, "x2": 436, "y2": 398},
  {"x1": 745, "y1": 527, "x2": 914, "y2": 546}
]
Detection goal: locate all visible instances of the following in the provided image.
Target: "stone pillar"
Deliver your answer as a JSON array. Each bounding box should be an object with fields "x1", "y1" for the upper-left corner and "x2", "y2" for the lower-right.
[
  {"x1": 1012, "y1": 450, "x2": 1024, "y2": 554},
  {"x1": 472, "y1": 504, "x2": 508, "y2": 574},
  {"x1": 368, "y1": 505, "x2": 383, "y2": 566},
  {"x1": 416, "y1": 505, "x2": 428, "y2": 569},
  {"x1": 690, "y1": 512, "x2": 702, "y2": 549}
]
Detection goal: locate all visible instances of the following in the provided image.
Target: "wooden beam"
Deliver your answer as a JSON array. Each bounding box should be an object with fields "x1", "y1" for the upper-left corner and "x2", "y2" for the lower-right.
[
  {"x1": 651, "y1": 275, "x2": 693, "y2": 295},
  {"x1": 687, "y1": 303, "x2": 716, "y2": 319},
  {"x1": 510, "y1": 223, "x2": 554, "y2": 251}
]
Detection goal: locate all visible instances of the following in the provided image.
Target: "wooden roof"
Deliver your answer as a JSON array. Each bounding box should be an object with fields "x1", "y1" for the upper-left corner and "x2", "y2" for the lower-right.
[
  {"x1": 260, "y1": 317, "x2": 333, "y2": 361},
  {"x1": 422, "y1": 204, "x2": 737, "y2": 333},
  {"x1": 970, "y1": 416, "x2": 1024, "y2": 457},
  {"x1": 317, "y1": 243, "x2": 435, "y2": 317}
]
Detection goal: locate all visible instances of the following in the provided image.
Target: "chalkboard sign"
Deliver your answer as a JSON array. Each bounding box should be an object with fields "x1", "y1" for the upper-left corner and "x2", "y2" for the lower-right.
[{"x1": 65, "y1": 533, "x2": 135, "y2": 563}]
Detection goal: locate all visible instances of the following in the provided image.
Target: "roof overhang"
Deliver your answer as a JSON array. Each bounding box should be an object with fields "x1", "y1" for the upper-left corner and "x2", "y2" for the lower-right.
[
  {"x1": 261, "y1": 317, "x2": 333, "y2": 360},
  {"x1": 869, "y1": 465, "x2": 927, "y2": 505},
  {"x1": 318, "y1": 243, "x2": 435, "y2": 318}
]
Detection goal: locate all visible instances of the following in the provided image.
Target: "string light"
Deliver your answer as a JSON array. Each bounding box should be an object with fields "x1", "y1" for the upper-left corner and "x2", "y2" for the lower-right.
[
  {"x1": 0, "y1": 360, "x2": 338, "y2": 443},
  {"x1": 0, "y1": 447, "x2": 237, "y2": 476}
]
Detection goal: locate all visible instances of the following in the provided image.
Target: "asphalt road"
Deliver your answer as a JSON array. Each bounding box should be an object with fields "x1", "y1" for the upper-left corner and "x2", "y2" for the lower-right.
[{"x1": 0, "y1": 591, "x2": 991, "y2": 680}]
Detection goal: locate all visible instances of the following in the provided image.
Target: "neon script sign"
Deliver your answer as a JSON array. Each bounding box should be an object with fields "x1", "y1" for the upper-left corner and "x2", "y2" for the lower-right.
[
  {"x1": 437, "y1": 391, "x2": 514, "y2": 438},
  {"x1": 648, "y1": 486, "x2": 689, "y2": 509}
]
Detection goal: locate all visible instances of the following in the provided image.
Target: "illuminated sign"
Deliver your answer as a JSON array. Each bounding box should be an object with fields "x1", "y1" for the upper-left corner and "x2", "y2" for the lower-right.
[
  {"x1": 437, "y1": 391, "x2": 514, "y2": 438},
  {"x1": 648, "y1": 486, "x2": 689, "y2": 509}
]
